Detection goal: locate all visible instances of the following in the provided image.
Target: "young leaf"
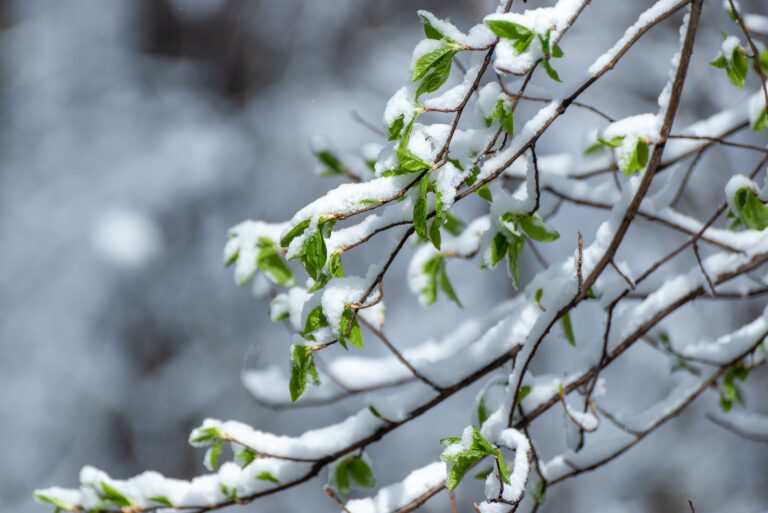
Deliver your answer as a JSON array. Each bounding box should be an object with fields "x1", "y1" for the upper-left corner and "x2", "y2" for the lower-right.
[
  {"x1": 413, "y1": 174, "x2": 430, "y2": 241},
  {"x1": 303, "y1": 305, "x2": 329, "y2": 335},
  {"x1": 519, "y1": 215, "x2": 560, "y2": 243},
  {"x1": 339, "y1": 307, "x2": 364, "y2": 350},
  {"x1": 314, "y1": 149, "x2": 345, "y2": 177},
  {"x1": 257, "y1": 238, "x2": 294, "y2": 287},
  {"x1": 429, "y1": 189, "x2": 445, "y2": 250},
  {"x1": 477, "y1": 184, "x2": 493, "y2": 202},
  {"x1": 490, "y1": 232, "x2": 509, "y2": 267},
  {"x1": 149, "y1": 497, "x2": 173, "y2": 507},
  {"x1": 623, "y1": 139, "x2": 649, "y2": 175},
  {"x1": 422, "y1": 255, "x2": 441, "y2": 305},
  {"x1": 477, "y1": 398, "x2": 490, "y2": 426},
  {"x1": 518, "y1": 385, "x2": 532, "y2": 403},
  {"x1": 732, "y1": 187, "x2": 768, "y2": 230},
  {"x1": 419, "y1": 13, "x2": 444, "y2": 40},
  {"x1": 206, "y1": 440, "x2": 223, "y2": 471},
  {"x1": 100, "y1": 482, "x2": 132, "y2": 508},
  {"x1": 388, "y1": 114, "x2": 405, "y2": 141},
  {"x1": 445, "y1": 450, "x2": 488, "y2": 491},
  {"x1": 560, "y1": 312, "x2": 576, "y2": 347},
  {"x1": 347, "y1": 458, "x2": 376, "y2": 489},
  {"x1": 256, "y1": 471, "x2": 280, "y2": 485},
  {"x1": 236, "y1": 448, "x2": 257, "y2": 468},
  {"x1": 412, "y1": 46, "x2": 454, "y2": 82},
  {"x1": 753, "y1": 108, "x2": 768, "y2": 132},
  {"x1": 506, "y1": 232, "x2": 526, "y2": 289},
  {"x1": 280, "y1": 219, "x2": 311, "y2": 248},
  {"x1": 438, "y1": 259, "x2": 462, "y2": 307},
  {"x1": 542, "y1": 59, "x2": 561, "y2": 82},
  {"x1": 416, "y1": 49, "x2": 457, "y2": 97},
  {"x1": 444, "y1": 212, "x2": 466, "y2": 236},
  {"x1": 34, "y1": 493, "x2": 74, "y2": 511},
  {"x1": 485, "y1": 20, "x2": 534, "y2": 53},
  {"x1": 289, "y1": 345, "x2": 320, "y2": 402}
]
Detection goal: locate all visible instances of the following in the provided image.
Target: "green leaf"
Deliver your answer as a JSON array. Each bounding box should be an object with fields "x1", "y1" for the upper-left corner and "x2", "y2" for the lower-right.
[
  {"x1": 100, "y1": 482, "x2": 132, "y2": 508},
  {"x1": 477, "y1": 184, "x2": 493, "y2": 202},
  {"x1": 506, "y1": 232, "x2": 526, "y2": 289},
  {"x1": 445, "y1": 450, "x2": 487, "y2": 491},
  {"x1": 760, "y1": 49, "x2": 768, "y2": 75},
  {"x1": 34, "y1": 493, "x2": 74, "y2": 511},
  {"x1": 303, "y1": 306, "x2": 329, "y2": 335},
  {"x1": 490, "y1": 232, "x2": 509, "y2": 267},
  {"x1": 302, "y1": 227, "x2": 328, "y2": 280},
  {"x1": 444, "y1": 213, "x2": 466, "y2": 236},
  {"x1": 419, "y1": 13, "x2": 444, "y2": 40},
  {"x1": 429, "y1": 189, "x2": 445, "y2": 250},
  {"x1": 542, "y1": 59, "x2": 561, "y2": 82},
  {"x1": 412, "y1": 46, "x2": 454, "y2": 82},
  {"x1": 439, "y1": 259, "x2": 462, "y2": 307},
  {"x1": 347, "y1": 458, "x2": 376, "y2": 489},
  {"x1": 485, "y1": 20, "x2": 534, "y2": 55},
  {"x1": 494, "y1": 449, "x2": 511, "y2": 485},
  {"x1": 533, "y1": 481, "x2": 547, "y2": 504},
  {"x1": 623, "y1": 139, "x2": 649, "y2": 175},
  {"x1": 474, "y1": 466, "x2": 494, "y2": 480},
  {"x1": 315, "y1": 149, "x2": 345, "y2": 177},
  {"x1": 257, "y1": 238, "x2": 294, "y2": 287},
  {"x1": 256, "y1": 471, "x2": 280, "y2": 485},
  {"x1": 519, "y1": 215, "x2": 560, "y2": 243},
  {"x1": 207, "y1": 440, "x2": 223, "y2": 470},
  {"x1": 710, "y1": 44, "x2": 748, "y2": 88},
  {"x1": 599, "y1": 136, "x2": 625, "y2": 148},
  {"x1": 477, "y1": 398, "x2": 490, "y2": 426},
  {"x1": 280, "y1": 219, "x2": 311, "y2": 248},
  {"x1": 538, "y1": 30, "x2": 552, "y2": 58},
  {"x1": 552, "y1": 42, "x2": 564, "y2": 59},
  {"x1": 414, "y1": 174, "x2": 430, "y2": 241},
  {"x1": 732, "y1": 187, "x2": 768, "y2": 230},
  {"x1": 149, "y1": 496, "x2": 173, "y2": 507},
  {"x1": 439, "y1": 436, "x2": 462, "y2": 447},
  {"x1": 388, "y1": 114, "x2": 405, "y2": 141},
  {"x1": 518, "y1": 385, "x2": 532, "y2": 403},
  {"x1": 416, "y1": 49, "x2": 457, "y2": 97},
  {"x1": 422, "y1": 255, "x2": 441, "y2": 306},
  {"x1": 339, "y1": 307, "x2": 364, "y2": 350},
  {"x1": 534, "y1": 288, "x2": 543, "y2": 306},
  {"x1": 191, "y1": 426, "x2": 221, "y2": 444},
  {"x1": 753, "y1": 108, "x2": 768, "y2": 132},
  {"x1": 236, "y1": 448, "x2": 257, "y2": 468},
  {"x1": 335, "y1": 461, "x2": 352, "y2": 499},
  {"x1": 560, "y1": 312, "x2": 576, "y2": 347},
  {"x1": 289, "y1": 345, "x2": 320, "y2": 402}
]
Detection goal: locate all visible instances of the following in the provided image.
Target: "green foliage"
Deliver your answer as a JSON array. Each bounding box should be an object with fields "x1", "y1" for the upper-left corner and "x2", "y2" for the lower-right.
[
  {"x1": 419, "y1": 14, "x2": 445, "y2": 41},
  {"x1": 414, "y1": 174, "x2": 430, "y2": 241},
  {"x1": 560, "y1": 312, "x2": 576, "y2": 347},
  {"x1": 191, "y1": 426, "x2": 222, "y2": 444},
  {"x1": 256, "y1": 471, "x2": 280, "y2": 485},
  {"x1": 34, "y1": 493, "x2": 75, "y2": 512},
  {"x1": 309, "y1": 251, "x2": 345, "y2": 292},
  {"x1": 236, "y1": 448, "x2": 257, "y2": 468},
  {"x1": 486, "y1": 98, "x2": 515, "y2": 135},
  {"x1": 753, "y1": 108, "x2": 768, "y2": 132},
  {"x1": 422, "y1": 255, "x2": 462, "y2": 307},
  {"x1": 303, "y1": 305, "x2": 330, "y2": 336},
  {"x1": 332, "y1": 456, "x2": 376, "y2": 499},
  {"x1": 710, "y1": 39, "x2": 748, "y2": 88},
  {"x1": 282, "y1": 219, "x2": 334, "y2": 281},
  {"x1": 584, "y1": 135, "x2": 625, "y2": 155},
  {"x1": 339, "y1": 306, "x2": 364, "y2": 350},
  {"x1": 100, "y1": 482, "x2": 132, "y2": 508},
  {"x1": 720, "y1": 364, "x2": 749, "y2": 412},
  {"x1": 730, "y1": 186, "x2": 768, "y2": 231},
  {"x1": 538, "y1": 29, "x2": 564, "y2": 82},
  {"x1": 506, "y1": 231, "x2": 526, "y2": 290},
  {"x1": 517, "y1": 214, "x2": 561, "y2": 243},
  {"x1": 388, "y1": 114, "x2": 405, "y2": 141},
  {"x1": 149, "y1": 496, "x2": 173, "y2": 507},
  {"x1": 485, "y1": 20, "x2": 535, "y2": 54},
  {"x1": 207, "y1": 440, "x2": 223, "y2": 470},
  {"x1": 314, "y1": 149, "x2": 346, "y2": 177},
  {"x1": 255, "y1": 237, "x2": 294, "y2": 287},
  {"x1": 289, "y1": 345, "x2": 320, "y2": 402},
  {"x1": 412, "y1": 44, "x2": 458, "y2": 98},
  {"x1": 441, "y1": 426, "x2": 509, "y2": 491},
  {"x1": 623, "y1": 139, "x2": 649, "y2": 175}
]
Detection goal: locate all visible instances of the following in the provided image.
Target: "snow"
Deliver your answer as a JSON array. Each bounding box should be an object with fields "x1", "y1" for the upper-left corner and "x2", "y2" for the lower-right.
[
  {"x1": 417, "y1": 10, "x2": 496, "y2": 48},
  {"x1": 709, "y1": 411, "x2": 768, "y2": 441},
  {"x1": 725, "y1": 175, "x2": 756, "y2": 212},
  {"x1": 346, "y1": 462, "x2": 446, "y2": 513},
  {"x1": 383, "y1": 86, "x2": 417, "y2": 129},
  {"x1": 92, "y1": 208, "x2": 162, "y2": 268},
  {"x1": 745, "y1": 13, "x2": 768, "y2": 34},
  {"x1": 749, "y1": 85, "x2": 767, "y2": 129},
  {"x1": 588, "y1": 0, "x2": 688, "y2": 76},
  {"x1": 721, "y1": 35, "x2": 741, "y2": 59},
  {"x1": 224, "y1": 220, "x2": 289, "y2": 286},
  {"x1": 680, "y1": 309, "x2": 768, "y2": 364}
]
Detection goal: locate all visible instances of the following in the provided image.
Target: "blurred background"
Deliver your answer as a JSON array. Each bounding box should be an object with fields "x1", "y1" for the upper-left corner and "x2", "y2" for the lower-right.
[{"x1": 2, "y1": 0, "x2": 767, "y2": 511}]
